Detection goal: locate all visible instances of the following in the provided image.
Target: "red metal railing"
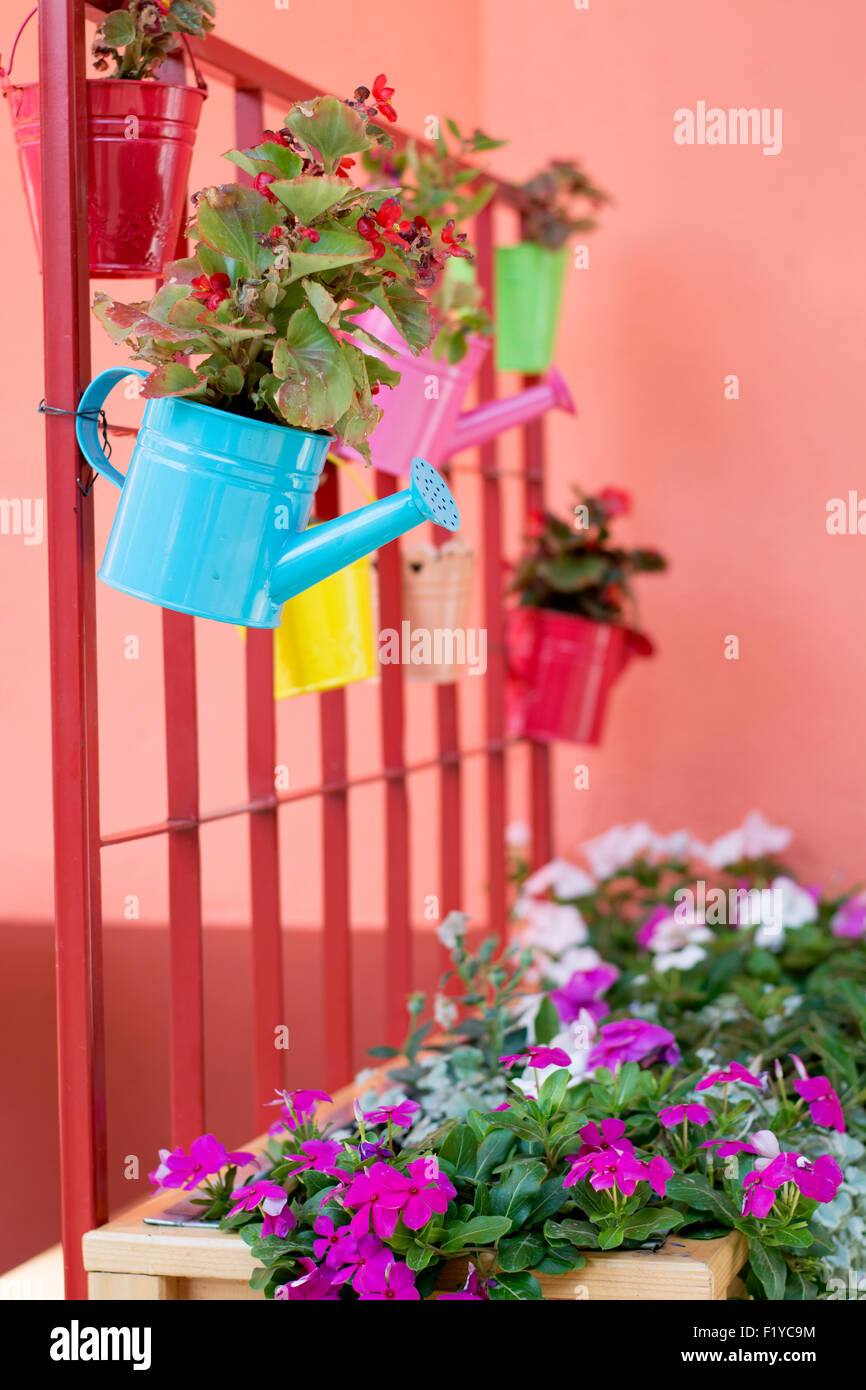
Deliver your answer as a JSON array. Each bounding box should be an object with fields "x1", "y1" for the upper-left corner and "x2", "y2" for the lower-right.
[{"x1": 40, "y1": 0, "x2": 553, "y2": 1297}]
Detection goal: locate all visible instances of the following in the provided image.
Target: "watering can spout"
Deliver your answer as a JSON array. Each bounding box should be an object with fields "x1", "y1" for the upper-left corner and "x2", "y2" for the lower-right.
[
  {"x1": 448, "y1": 366, "x2": 575, "y2": 456},
  {"x1": 270, "y1": 457, "x2": 461, "y2": 607}
]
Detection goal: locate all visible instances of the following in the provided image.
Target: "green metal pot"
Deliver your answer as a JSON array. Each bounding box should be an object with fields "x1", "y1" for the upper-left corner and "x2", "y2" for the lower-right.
[{"x1": 494, "y1": 243, "x2": 569, "y2": 373}]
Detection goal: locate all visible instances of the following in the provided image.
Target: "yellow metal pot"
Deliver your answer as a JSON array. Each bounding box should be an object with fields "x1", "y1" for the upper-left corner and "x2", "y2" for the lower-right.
[{"x1": 273, "y1": 551, "x2": 378, "y2": 699}]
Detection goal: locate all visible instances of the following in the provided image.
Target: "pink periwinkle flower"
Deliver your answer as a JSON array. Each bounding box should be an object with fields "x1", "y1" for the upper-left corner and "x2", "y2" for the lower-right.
[
  {"x1": 354, "y1": 1252, "x2": 420, "y2": 1301},
  {"x1": 266, "y1": 1088, "x2": 332, "y2": 1136},
  {"x1": 148, "y1": 1134, "x2": 257, "y2": 1191},
  {"x1": 438, "y1": 1265, "x2": 488, "y2": 1300},
  {"x1": 695, "y1": 1061, "x2": 765, "y2": 1093},
  {"x1": 376, "y1": 1157, "x2": 457, "y2": 1231},
  {"x1": 636, "y1": 904, "x2": 673, "y2": 949},
  {"x1": 658, "y1": 1103, "x2": 712, "y2": 1128},
  {"x1": 702, "y1": 1129, "x2": 780, "y2": 1169},
  {"x1": 586, "y1": 1019, "x2": 680, "y2": 1071},
  {"x1": 274, "y1": 1257, "x2": 340, "y2": 1301},
  {"x1": 282, "y1": 1139, "x2": 345, "y2": 1179},
  {"x1": 551, "y1": 964, "x2": 620, "y2": 1025},
  {"x1": 831, "y1": 893, "x2": 866, "y2": 939},
  {"x1": 344, "y1": 1162, "x2": 409, "y2": 1239},
  {"x1": 363, "y1": 1099, "x2": 421, "y2": 1128},
  {"x1": 793, "y1": 1076, "x2": 846, "y2": 1133},
  {"x1": 742, "y1": 1151, "x2": 843, "y2": 1218},
  {"x1": 228, "y1": 1179, "x2": 296, "y2": 1238},
  {"x1": 499, "y1": 1045, "x2": 572, "y2": 1069},
  {"x1": 645, "y1": 1155, "x2": 674, "y2": 1197}
]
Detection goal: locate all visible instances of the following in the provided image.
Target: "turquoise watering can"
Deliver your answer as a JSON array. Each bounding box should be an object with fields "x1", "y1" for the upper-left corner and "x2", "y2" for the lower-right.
[{"x1": 75, "y1": 367, "x2": 460, "y2": 628}]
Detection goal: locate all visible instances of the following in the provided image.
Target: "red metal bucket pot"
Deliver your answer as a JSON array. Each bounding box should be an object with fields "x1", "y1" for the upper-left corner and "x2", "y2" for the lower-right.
[
  {"x1": 3, "y1": 29, "x2": 205, "y2": 278},
  {"x1": 506, "y1": 607, "x2": 652, "y2": 745}
]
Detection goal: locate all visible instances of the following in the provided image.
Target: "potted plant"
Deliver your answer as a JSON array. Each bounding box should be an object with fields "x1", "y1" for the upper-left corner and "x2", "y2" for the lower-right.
[
  {"x1": 345, "y1": 119, "x2": 575, "y2": 475},
  {"x1": 2, "y1": 1, "x2": 213, "y2": 277},
  {"x1": 75, "y1": 82, "x2": 464, "y2": 626},
  {"x1": 496, "y1": 159, "x2": 609, "y2": 373},
  {"x1": 401, "y1": 539, "x2": 476, "y2": 684},
  {"x1": 507, "y1": 487, "x2": 666, "y2": 744}
]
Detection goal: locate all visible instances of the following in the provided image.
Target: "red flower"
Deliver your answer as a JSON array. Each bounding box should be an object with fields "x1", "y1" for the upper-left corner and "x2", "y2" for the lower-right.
[
  {"x1": 190, "y1": 273, "x2": 232, "y2": 311},
  {"x1": 372, "y1": 74, "x2": 397, "y2": 122},
  {"x1": 598, "y1": 486, "x2": 631, "y2": 518},
  {"x1": 297, "y1": 226, "x2": 320, "y2": 243},
  {"x1": 440, "y1": 218, "x2": 472, "y2": 259},
  {"x1": 254, "y1": 172, "x2": 279, "y2": 204},
  {"x1": 336, "y1": 156, "x2": 356, "y2": 180},
  {"x1": 262, "y1": 128, "x2": 291, "y2": 148}
]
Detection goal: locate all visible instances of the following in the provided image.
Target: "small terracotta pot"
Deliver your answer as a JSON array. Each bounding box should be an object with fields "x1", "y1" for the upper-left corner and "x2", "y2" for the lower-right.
[{"x1": 401, "y1": 542, "x2": 476, "y2": 683}]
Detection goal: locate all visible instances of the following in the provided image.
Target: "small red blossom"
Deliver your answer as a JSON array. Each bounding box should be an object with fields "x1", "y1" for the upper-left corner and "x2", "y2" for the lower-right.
[
  {"x1": 297, "y1": 226, "x2": 320, "y2": 243},
  {"x1": 254, "y1": 172, "x2": 279, "y2": 204},
  {"x1": 441, "y1": 218, "x2": 472, "y2": 259},
  {"x1": 372, "y1": 74, "x2": 397, "y2": 122},
  {"x1": 598, "y1": 486, "x2": 631, "y2": 518},
  {"x1": 336, "y1": 156, "x2": 356, "y2": 180},
  {"x1": 190, "y1": 272, "x2": 231, "y2": 312}
]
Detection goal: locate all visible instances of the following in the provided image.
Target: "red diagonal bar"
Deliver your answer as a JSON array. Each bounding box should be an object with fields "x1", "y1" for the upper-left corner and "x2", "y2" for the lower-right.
[
  {"x1": 377, "y1": 472, "x2": 412, "y2": 1043},
  {"x1": 40, "y1": 0, "x2": 106, "y2": 1300},
  {"x1": 476, "y1": 205, "x2": 508, "y2": 940},
  {"x1": 317, "y1": 463, "x2": 353, "y2": 1087}
]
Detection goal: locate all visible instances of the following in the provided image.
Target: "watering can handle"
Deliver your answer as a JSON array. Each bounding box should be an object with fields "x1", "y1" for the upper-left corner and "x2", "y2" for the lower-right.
[
  {"x1": 75, "y1": 367, "x2": 148, "y2": 490},
  {"x1": 0, "y1": 7, "x2": 207, "y2": 92}
]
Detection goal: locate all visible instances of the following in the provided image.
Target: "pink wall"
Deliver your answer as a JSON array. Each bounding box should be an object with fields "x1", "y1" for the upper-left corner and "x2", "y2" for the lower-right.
[{"x1": 1, "y1": 0, "x2": 864, "y2": 1269}]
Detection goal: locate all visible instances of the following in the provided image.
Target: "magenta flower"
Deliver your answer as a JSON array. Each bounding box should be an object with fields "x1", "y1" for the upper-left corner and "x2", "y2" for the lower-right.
[
  {"x1": 788, "y1": 1153, "x2": 843, "y2": 1204},
  {"x1": 645, "y1": 1155, "x2": 674, "y2": 1197},
  {"x1": 636, "y1": 904, "x2": 672, "y2": 949},
  {"x1": 696, "y1": 1061, "x2": 765, "y2": 1092},
  {"x1": 266, "y1": 1088, "x2": 331, "y2": 1136},
  {"x1": 274, "y1": 1258, "x2": 340, "y2": 1301},
  {"x1": 564, "y1": 1119, "x2": 635, "y2": 1187},
  {"x1": 228, "y1": 1179, "x2": 296, "y2": 1238},
  {"x1": 702, "y1": 1137, "x2": 762, "y2": 1159},
  {"x1": 742, "y1": 1161, "x2": 789, "y2": 1218},
  {"x1": 499, "y1": 1045, "x2": 571, "y2": 1069},
  {"x1": 282, "y1": 1139, "x2": 345, "y2": 1179},
  {"x1": 354, "y1": 1252, "x2": 420, "y2": 1301},
  {"x1": 832, "y1": 893, "x2": 866, "y2": 939},
  {"x1": 658, "y1": 1103, "x2": 712, "y2": 1128},
  {"x1": 584, "y1": 1147, "x2": 647, "y2": 1196},
  {"x1": 363, "y1": 1099, "x2": 420, "y2": 1128},
  {"x1": 742, "y1": 1151, "x2": 843, "y2": 1217},
  {"x1": 586, "y1": 1019, "x2": 680, "y2": 1071},
  {"x1": 377, "y1": 1157, "x2": 457, "y2": 1231},
  {"x1": 344, "y1": 1162, "x2": 408, "y2": 1239},
  {"x1": 148, "y1": 1134, "x2": 257, "y2": 1191},
  {"x1": 312, "y1": 1214, "x2": 358, "y2": 1268},
  {"x1": 551, "y1": 964, "x2": 619, "y2": 1025},
  {"x1": 330, "y1": 1232, "x2": 384, "y2": 1286},
  {"x1": 793, "y1": 1076, "x2": 845, "y2": 1133},
  {"x1": 438, "y1": 1265, "x2": 487, "y2": 1300}
]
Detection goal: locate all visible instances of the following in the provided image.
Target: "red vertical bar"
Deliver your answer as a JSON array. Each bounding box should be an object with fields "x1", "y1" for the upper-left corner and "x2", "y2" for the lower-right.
[
  {"x1": 377, "y1": 471, "x2": 412, "y2": 1043},
  {"x1": 233, "y1": 84, "x2": 287, "y2": 1109},
  {"x1": 317, "y1": 464, "x2": 353, "y2": 1086},
  {"x1": 163, "y1": 613, "x2": 205, "y2": 1143},
  {"x1": 40, "y1": 0, "x2": 106, "y2": 1300},
  {"x1": 521, "y1": 407, "x2": 553, "y2": 867},
  {"x1": 435, "y1": 466, "x2": 463, "y2": 965},
  {"x1": 476, "y1": 205, "x2": 508, "y2": 939}
]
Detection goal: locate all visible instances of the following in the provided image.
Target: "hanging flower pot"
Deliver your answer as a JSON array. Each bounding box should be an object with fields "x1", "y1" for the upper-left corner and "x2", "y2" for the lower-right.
[
  {"x1": 506, "y1": 606, "x2": 652, "y2": 745},
  {"x1": 75, "y1": 369, "x2": 460, "y2": 627},
  {"x1": 494, "y1": 243, "x2": 569, "y2": 374},
  {"x1": 401, "y1": 540, "x2": 476, "y2": 683},
  {"x1": 272, "y1": 550, "x2": 377, "y2": 699},
  {"x1": 2, "y1": 7, "x2": 208, "y2": 278},
  {"x1": 345, "y1": 307, "x2": 574, "y2": 476}
]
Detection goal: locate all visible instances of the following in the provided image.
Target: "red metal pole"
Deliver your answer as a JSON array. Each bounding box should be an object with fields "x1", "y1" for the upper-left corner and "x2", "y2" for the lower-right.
[
  {"x1": 232, "y1": 84, "x2": 288, "y2": 1112},
  {"x1": 40, "y1": 0, "x2": 107, "y2": 1299},
  {"x1": 377, "y1": 471, "x2": 412, "y2": 1043},
  {"x1": 521, "y1": 408, "x2": 553, "y2": 867},
  {"x1": 317, "y1": 463, "x2": 353, "y2": 1087},
  {"x1": 476, "y1": 205, "x2": 508, "y2": 940}
]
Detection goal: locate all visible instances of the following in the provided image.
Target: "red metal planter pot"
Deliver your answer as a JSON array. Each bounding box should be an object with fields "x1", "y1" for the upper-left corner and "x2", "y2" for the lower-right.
[
  {"x1": 506, "y1": 607, "x2": 652, "y2": 745},
  {"x1": 3, "y1": 15, "x2": 205, "y2": 277}
]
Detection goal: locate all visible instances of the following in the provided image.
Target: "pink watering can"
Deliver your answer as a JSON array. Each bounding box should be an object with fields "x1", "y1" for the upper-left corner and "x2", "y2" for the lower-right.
[
  {"x1": 344, "y1": 307, "x2": 575, "y2": 476},
  {"x1": 506, "y1": 608, "x2": 653, "y2": 745}
]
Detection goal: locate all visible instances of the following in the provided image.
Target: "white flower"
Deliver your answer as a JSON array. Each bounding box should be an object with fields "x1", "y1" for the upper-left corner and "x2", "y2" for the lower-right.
[
  {"x1": 702, "y1": 812, "x2": 792, "y2": 869},
  {"x1": 505, "y1": 820, "x2": 532, "y2": 849},
  {"x1": 750, "y1": 1130, "x2": 782, "y2": 1172},
  {"x1": 580, "y1": 822, "x2": 655, "y2": 878},
  {"x1": 645, "y1": 909, "x2": 712, "y2": 954},
  {"x1": 753, "y1": 876, "x2": 818, "y2": 948},
  {"x1": 516, "y1": 900, "x2": 588, "y2": 955},
  {"x1": 437, "y1": 910, "x2": 470, "y2": 949},
  {"x1": 648, "y1": 829, "x2": 705, "y2": 863},
  {"x1": 433, "y1": 993, "x2": 458, "y2": 1030},
  {"x1": 522, "y1": 858, "x2": 596, "y2": 900},
  {"x1": 653, "y1": 943, "x2": 707, "y2": 973}
]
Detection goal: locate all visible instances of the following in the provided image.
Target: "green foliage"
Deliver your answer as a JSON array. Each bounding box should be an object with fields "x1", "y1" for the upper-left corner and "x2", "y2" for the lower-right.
[{"x1": 92, "y1": 1, "x2": 216, "y2": 81}]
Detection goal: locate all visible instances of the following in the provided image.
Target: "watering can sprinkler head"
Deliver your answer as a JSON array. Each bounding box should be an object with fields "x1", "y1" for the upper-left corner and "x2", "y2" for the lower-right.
[{"x1": 270, "y1": 457, "x2": 460, "y2": 607}]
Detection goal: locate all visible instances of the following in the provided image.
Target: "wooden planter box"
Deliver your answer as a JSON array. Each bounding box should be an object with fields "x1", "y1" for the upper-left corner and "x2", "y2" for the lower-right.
[{"x1": 83, "y1": 1082, "x2": 748, "y2": 1302}]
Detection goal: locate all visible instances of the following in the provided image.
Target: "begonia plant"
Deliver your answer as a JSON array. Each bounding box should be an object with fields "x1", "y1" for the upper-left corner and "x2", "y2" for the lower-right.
[{"x1": 92, "y1": 1, "x2": 216, "y2": 80}]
